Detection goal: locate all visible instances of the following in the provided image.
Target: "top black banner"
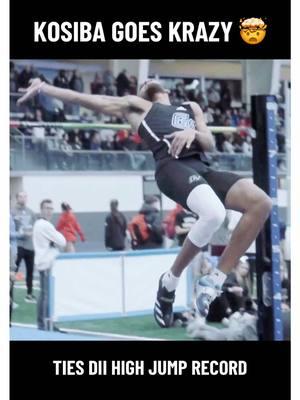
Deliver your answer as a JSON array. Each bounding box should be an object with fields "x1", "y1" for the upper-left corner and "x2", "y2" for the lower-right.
[{"x1": 10, "y1": 1, "x2": 290, "y2": 59}]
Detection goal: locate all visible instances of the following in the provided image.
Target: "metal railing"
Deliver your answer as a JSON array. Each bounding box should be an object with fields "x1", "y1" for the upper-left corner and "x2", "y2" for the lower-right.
[
  {"x1": 10, "y1": 120, "x2": 240, "y2": 133},
  {"x1": 10, "y1": 135, "x2": 287, "y2": 173}
]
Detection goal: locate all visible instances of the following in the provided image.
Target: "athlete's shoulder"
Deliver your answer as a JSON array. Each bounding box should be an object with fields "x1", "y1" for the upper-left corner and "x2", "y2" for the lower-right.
[
  {"x1": 182, "y1": 101, "x2": 203, "y2": 114},
  {"x1": 125, "y1": 95, "x2": 152, "y2": 112}
]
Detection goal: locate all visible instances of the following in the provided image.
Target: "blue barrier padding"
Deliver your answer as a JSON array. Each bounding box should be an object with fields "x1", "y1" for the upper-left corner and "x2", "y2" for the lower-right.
[
  {"x1": 54, "y1": 307, "x2": 186, "y2": 322},
  {"x1": 57, "y1": 247, "x2": 181, "y2": 260}
]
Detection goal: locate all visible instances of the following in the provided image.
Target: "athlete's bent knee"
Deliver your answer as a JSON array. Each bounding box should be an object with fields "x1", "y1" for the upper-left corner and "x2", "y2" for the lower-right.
[
  {"x1": 259, "y1": 194, "x2": 273, "y2": 215},
  {"x1": 207, "y1": 201, "x2": 226, "y2": 230},
  {"x1": 187, "y1": 184, "x2": 226, "y2": 248}
]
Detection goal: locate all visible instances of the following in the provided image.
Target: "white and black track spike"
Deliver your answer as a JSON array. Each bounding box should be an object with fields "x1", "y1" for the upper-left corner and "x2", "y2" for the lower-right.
[{"x1": 154, "y1": 274, "x2": 175, "y2": 328}]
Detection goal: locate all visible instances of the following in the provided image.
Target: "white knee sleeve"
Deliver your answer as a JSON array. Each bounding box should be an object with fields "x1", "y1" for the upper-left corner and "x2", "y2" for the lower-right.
[{"x1": 187, "y1": 184, "x2": 226, "y2": 248}]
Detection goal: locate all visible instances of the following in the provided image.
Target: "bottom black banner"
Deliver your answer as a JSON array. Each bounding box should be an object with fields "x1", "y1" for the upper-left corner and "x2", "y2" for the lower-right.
[{"x1": 10, "y1": 341, "x2": 290, "y2": 397}]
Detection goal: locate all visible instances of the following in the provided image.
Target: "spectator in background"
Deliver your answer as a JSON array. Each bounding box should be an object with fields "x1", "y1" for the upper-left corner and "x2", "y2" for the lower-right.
[
  {"x1": 163, "y1": 204, "x2": 183, "y2": 247},
  {"x1": 60, "y1": 133, "x2": 72, "y2": 151},
  {"x1": 10, "y1": 61, "x2": 19, "y2": 93},
  {"x1": 33, "y1": 199, "x2": 66, "y2": 330},
  {"x1": 18, "y1": 65, "x2": 34, "y2": 88},
  {"x1": 31, "y1": 109, "x2": 47, "y2": 155},
  {"x1": 231, "y1": 109, "x2": 240, "y2": 126},
  {"x1": 80, "y1": 111, "x2": 94, "y2": 123},
  {"x1": 129, "y1": 75, "x2": 138, "y2": 94},
  {"x1": 128, "y1": 196, "x2": 164, "y2": 250},
  {"x1": 203, "y1": 106, "x2": 214, "y2": 125},
  {"x1": 53, "y1": 70, "x2": 70, "y2": 114},
  {"x1": 71, "y1": 133, "x2": 83, "y2": 168},
  {"x1": 90, "y1": 131, "x2": 102, "y2": 150},
  {"x1": 114, "y1": 129, "x2": 137, "y2": 151},
  {"x1": 36, "y1": 75, "x2": 65, "y2": 121},
  {"x1": 72, "y1": 134, "x2": 83, "y2": 150},
  {"x1": 100, "y1": 127, "x2": 115, "y2": 150},
  {"x1": 197, "y1": 90, "x2": 208, "y2": 108},
  {"x1": 69, "y1": 70, "x2": 84, "y2": 115},
  {"x1": 59, "y1": 133, "x2": 73, "y2": 169},
  {"x1": 278, "y1": 159, "x2": 287, "y2": 172},
  {"x1": 53, "y1": 70, "x2": 69, "y2": 89},
  {"x1": 103, "y1": 69, "x2": 115, "y2": 90},
  {"x1": 56, "y1": 202, "x2": 85, "y2": 252},
  {"x1": 10, "y1": 62, "x2": 20, "y2": 112},
  {"x1": 237, "y1": 109, "x2": 251, "y2": 138},
  {"x1": 242, "y1": 135, "x2": 253, "y2": 156},
  {"x1": 222, "y1": 135, "x2": 235, "y2": 153},
  {"x1": 105, "y1": 199, "x2": 127, "y2": 251},
  {"x1": 90, "y1": 72, "x2": 104, "y2": 94},
  {"x1": 30, "y1": 65, "x2": 39, "y2": 80},
  {"x1": 222, "y1": 256, "x2": 253, "y2": 313},
  {"x1": 220, "y1": 82, "x2": 232, "y2": 111},
  {"x1": 213, "y1": 108, "x2": 223, "y2": 125},
  {"x1": 207, "y1": 85, "x2": 221, "y2": 106},
  {"x1": 207, "y1": 256, "x2": 254, "y2": 323},
  {"x1": 105, "y1": 83, "x2": 117, "y2": 96},
  {"x1": 175, "y1": 207, "x2": 198, "y2": 247},
  {"x1": 10, "y1": 213, "x2": 24, "y2": 322},
  {"x1": 116, "y1": 69, "x2": 130, "y2": 96},
  {"x1": 80, "y1": 130, "x2": 91, "y2": 150},
  {"x1": 277, "y1": 126, "x2": 286, "y2": 153},
  {"x1": 11, "y1": 192, "x2": 37, "y2": 303},
  {"x1": 130, "y1": 131, "x2": 143, "y2": 149}
]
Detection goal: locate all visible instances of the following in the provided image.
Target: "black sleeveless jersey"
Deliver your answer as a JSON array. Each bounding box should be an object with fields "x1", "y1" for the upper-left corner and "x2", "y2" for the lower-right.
[{"x1": 138, "y1": 102, "x2": 208, "y2": 162}]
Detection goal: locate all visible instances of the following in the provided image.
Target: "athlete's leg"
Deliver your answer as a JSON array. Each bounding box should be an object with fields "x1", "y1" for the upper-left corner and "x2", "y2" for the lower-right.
[
  {"x1": 170, "y1": 184, "x2": 226, "y2": 278},
  {"x1": 154, "y1": 160, "x2": 226, "y2": 327},
  {"x1": 218, "y1": 178, "x2": 272, "y2": 273},
  {"x1": 195, "y1": 172, "x2": 272, "y2": 316}
]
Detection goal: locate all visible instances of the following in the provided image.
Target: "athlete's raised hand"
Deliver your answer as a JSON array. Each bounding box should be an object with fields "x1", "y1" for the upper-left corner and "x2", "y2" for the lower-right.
[
  {"x1": 165, "y1": 128, "x2": 196, "y2": 158},
  {"x1": 17, "y1": 78, "x2": 44, "y2": 105}
]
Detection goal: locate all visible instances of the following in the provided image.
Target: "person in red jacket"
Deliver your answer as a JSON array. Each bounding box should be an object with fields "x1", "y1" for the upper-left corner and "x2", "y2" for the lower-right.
[{"x1": 56, "y1": 202, "x2": 85, "y2": 252}]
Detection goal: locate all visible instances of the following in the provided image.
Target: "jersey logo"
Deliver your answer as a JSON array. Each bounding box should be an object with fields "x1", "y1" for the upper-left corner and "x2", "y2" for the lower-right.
[
  {"x1": 176, "y1": 106, "x2": 187, "y2": 111},
  {"x1": 189, "y1": 175, "x2": 202, "y2": 184},
  {"x1": 171, "y1": 112, "x2": 196, "y2": 130}
]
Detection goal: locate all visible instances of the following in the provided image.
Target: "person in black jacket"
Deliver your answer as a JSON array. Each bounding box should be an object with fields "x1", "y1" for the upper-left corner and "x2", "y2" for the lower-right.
[
  {"x1": 139, "y1": 197, "x2": 164, "y2": 249},
  {"x1": 105, "y1": 200, "x2": 127, "y2": 251}
]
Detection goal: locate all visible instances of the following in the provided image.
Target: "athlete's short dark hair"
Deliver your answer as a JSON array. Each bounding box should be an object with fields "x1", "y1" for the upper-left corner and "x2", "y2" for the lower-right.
[{"x1": 139, "y1": 80, "x2": 166, "y2": 101}]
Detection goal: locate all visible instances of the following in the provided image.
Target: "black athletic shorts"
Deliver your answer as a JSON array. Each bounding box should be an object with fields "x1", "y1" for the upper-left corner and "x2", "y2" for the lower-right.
[{"x1": 155, "y1": 155, "x2": 244, "y2": 210}]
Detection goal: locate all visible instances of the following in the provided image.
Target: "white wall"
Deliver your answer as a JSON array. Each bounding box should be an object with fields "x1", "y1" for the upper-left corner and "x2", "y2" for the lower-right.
[
  {"x1": 52, "y1": 249, "x2": 186, "y2": 321},
  {"x1": 21, "y1": 175, "x2": 144, "y2": 213}
]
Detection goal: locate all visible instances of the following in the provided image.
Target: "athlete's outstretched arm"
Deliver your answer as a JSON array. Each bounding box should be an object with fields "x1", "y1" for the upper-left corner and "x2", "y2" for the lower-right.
[
  {"x1": 17, "y1": 78, "x2": 145, "y2": 118},
  {"x1": 188, "y1": 102, "x2": 215, "y2": 151}
]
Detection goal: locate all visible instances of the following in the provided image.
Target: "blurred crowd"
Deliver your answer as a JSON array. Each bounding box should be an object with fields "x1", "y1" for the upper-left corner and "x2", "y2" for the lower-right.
[{"x1": 10, "y1": 62, "x2": 287, "y2": 170}]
